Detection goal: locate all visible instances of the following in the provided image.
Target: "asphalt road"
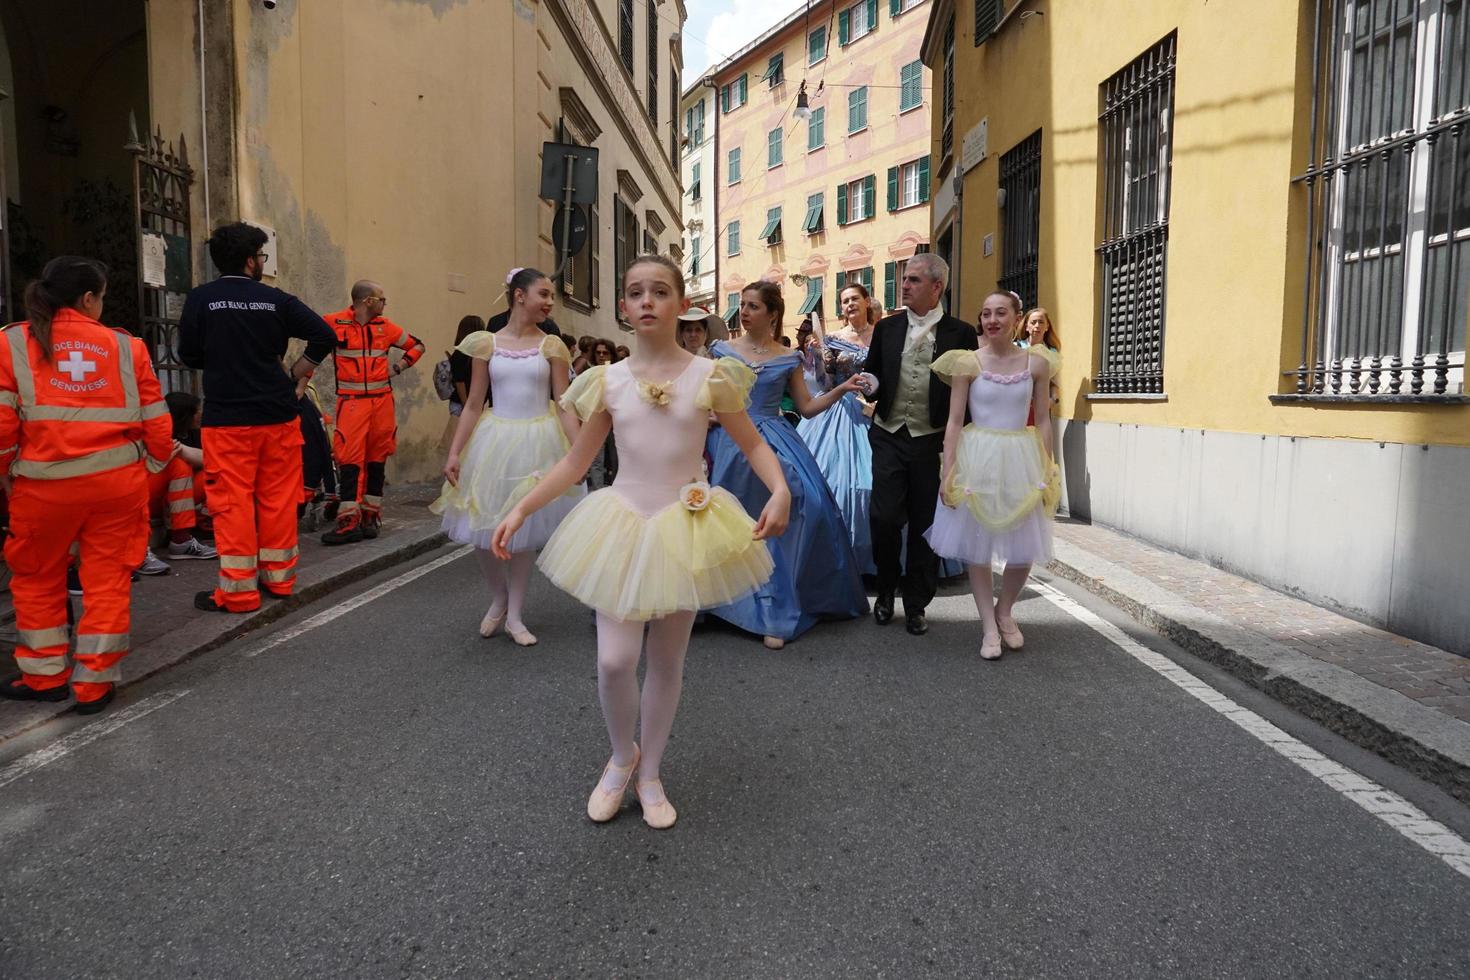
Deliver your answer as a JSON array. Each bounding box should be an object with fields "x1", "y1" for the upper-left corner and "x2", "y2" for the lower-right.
[{"x1": 2, "y1": 545, "x2": 1469, "y2": 979}]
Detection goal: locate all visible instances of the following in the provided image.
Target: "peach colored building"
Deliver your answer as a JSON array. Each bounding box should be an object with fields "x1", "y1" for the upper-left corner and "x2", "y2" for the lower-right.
[{"x1": 711, "y1": 0, "x2": 935, "y2": 332}]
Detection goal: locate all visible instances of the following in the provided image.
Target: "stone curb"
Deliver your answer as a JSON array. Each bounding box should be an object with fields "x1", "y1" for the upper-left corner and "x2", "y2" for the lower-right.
[
  {"x1": 0, "y1": 524, "x2": 451, "y2": 745},
  {"x1": 1047, "y1": 537, "x2": 1470, "y2": 806}
]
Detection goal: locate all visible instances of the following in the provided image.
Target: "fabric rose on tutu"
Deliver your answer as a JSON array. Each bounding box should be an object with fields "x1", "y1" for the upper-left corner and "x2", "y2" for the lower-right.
[
  {"x1": 637, "y1": 380, "x2": 674, "y2": 407},
  {"x1": 679, "y1": 480, "x2": 712, "y2": 512}
]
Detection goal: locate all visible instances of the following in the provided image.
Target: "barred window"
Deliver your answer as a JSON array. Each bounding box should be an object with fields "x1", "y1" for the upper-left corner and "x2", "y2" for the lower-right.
[
  {"x1": 619, "y1": 0, "x2": 634, "y2": 75},
  {"x1": 1289, "y1": 0, "x2": 1469, "y2": 398},
  {"x1": 647, "y1": 1, "x2": 658, "y2": 123},
  {"x1": 941, "y1": 17, "x2": 956, "y2": 161},
  {"x1": 1000, "y1": 130, "x2": 1042, "y2": 310},
  {"x1": 1096, "y1": 34, "x2": 1176, "y2": 396}
]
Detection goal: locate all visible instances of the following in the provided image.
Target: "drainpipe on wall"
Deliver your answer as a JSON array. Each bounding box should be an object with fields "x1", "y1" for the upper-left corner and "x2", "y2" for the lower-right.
[{"x1": 951, "y1": 170, "x2": 963, "y2": 316}]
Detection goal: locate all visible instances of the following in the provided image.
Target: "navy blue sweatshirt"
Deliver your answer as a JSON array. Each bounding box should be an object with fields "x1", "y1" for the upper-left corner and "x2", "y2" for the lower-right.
[{"x1": 179, "y1": 276, "x2": 336, "y2": 427}]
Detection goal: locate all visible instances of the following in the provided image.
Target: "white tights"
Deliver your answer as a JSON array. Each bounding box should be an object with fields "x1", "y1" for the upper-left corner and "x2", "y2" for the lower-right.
[
  {"x1": 595, "y1": 610, "x2": 696, "y2": 783},
  {"x1": 475, "y1": 547, "x2": 537, "y2": 634},
  {"x1": 968, "y1": 562, "x2": 1032, "y2": 637}
]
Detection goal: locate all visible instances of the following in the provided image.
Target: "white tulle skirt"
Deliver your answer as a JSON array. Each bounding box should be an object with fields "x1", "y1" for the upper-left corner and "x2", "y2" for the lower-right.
[
  {"x1": 924, "y1": 425, "x2": 1058, "y2": 567},
  {"x1": 430, "y1": 409, "x2": 583, "y2": 553}
]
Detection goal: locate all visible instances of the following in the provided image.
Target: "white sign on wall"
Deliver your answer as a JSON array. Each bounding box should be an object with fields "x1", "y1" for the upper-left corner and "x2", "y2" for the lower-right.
[{"x1": 961, "y1": 118, "x2": 989, "y2": 175}]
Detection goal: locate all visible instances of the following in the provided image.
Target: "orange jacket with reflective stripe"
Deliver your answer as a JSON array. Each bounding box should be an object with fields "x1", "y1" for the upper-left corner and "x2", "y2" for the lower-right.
[
  {"x1": 0, "y1": 309, "x2": 173, "y2": 490},
  {"x1": 326, "y1": 309, "x2": 424, "y2": 397}
]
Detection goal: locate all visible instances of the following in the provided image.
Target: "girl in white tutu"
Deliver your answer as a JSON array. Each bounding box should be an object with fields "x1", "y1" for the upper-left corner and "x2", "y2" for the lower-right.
[
  {"x1": 493, "y1": 254, "x2": 789, "y2": 829},
  {"x1": 926, "y1": 290, "x2": 1059, "y2": 660},
  {"x1": 432, "y1": 268, "x2": 583, "y2": 646}
]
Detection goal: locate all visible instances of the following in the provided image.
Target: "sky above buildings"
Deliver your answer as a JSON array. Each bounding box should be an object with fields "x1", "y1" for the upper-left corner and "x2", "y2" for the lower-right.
[{"x1": 683, "y1": 0, "x2": 798, "y2": 80}]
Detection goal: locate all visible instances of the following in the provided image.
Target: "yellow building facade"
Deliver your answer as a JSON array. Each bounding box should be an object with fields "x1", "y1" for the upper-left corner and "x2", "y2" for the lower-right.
[
  {"x1": 922, "y1": 0, "x2": 1470, "y2": 652},
  {"x1": 712, "y1": 0, "x2": 936, "y2": 330},
  {"x1": 0, "y1": 0, "x2": 684, "y2": 482}
]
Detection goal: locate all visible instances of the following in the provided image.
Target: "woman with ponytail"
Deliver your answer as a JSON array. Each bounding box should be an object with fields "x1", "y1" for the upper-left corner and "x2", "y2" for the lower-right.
[{"x1": 0, "y1": 256, "x2": 173, "y2": 713}]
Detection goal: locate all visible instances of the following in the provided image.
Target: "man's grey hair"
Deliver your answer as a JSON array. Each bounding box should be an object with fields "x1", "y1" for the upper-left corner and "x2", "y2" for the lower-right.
[{"x1": 908, "y1": 253, "x2": 949, "y2": 290}]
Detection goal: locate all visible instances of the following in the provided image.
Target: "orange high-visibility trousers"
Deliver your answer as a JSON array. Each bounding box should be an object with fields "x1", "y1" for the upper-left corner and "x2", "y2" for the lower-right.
[
  {"x1": 4, "y1": 479, "x2": 147, "y2": 703},
  {"x1": 333, "y1": 395, "x2": 396, "y2": 519},
  {"x1": 202, "y1": 421, "x2": 304, "y2": 612},
  {"x1": 147, "y1": 455, "x2": 204, "y2": 530}
]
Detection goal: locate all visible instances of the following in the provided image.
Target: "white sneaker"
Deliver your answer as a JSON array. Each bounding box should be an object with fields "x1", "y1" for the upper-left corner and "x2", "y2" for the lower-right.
[
  {"x1": 137, "y1": 550, "x2": 172, "y2": 576},
  {"x1": 168, "y1": 537, "x2": 218, "y2": 560}
]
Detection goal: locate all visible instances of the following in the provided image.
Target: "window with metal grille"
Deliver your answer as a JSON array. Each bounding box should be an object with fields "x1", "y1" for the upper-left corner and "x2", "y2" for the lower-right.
[
  {"x1": 900, "y1": 60, "x2": 924, "y2": 113},
  {"x1": 941, "y1": 17, "x2": 956, "y2": 160},
  {"x1": 671, "y1": 66, "x2": 679, "y2": 164},
  {"x1": 647, "y1": 1, "x2": 658, "y2": 123},
  {"x1": 614, "y1": 196, "x2": 640, "y2": 307},
  {"x1": 1096, "y1": 34, "x2": 1176, "y2": 396},
  {"x1": 975, "y1": 0, "x2": 1000, "y2": 45},
  {"x1": 619, "y1": 0, "x2": 634, "y2": 74},
  {"x1": 809, "y1": 107, "x2": 826, "y2": 151},
  {"x1": 1288, "y1": 0, "x2": 1469, "y2": 398},
  {"x1": 1000, "y1": 130, "x2": 1042, "y2": 309}
]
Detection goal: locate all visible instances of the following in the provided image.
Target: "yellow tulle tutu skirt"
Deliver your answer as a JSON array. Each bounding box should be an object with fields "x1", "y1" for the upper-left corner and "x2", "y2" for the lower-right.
[
  {"x1": 926, "y1": 426, "x2": 1058, "y2": 566},
  {"x1": 430, "y1": 409, "x2": 583, "y2": 552},
  {"x1": 538, "y1": 487, "x2": 775, "y2": 622}
]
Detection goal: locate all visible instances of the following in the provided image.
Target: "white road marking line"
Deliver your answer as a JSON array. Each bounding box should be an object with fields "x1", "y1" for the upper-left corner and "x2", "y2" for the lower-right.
[
  {"x1": 0, "y1": 691, "x2": 189, "y2": 790},
  {"x1": 1033, "y1": 579, "x2": 1470, "y2": 881},
  {"x1": 0, "y1": 546, "x2": 472, "y2": 788},
  {"x1": 240, "y1": 545, "x2": 472, "y2": 658}
]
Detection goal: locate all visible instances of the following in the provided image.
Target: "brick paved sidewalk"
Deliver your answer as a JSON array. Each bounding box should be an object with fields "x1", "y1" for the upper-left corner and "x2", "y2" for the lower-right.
[{"x1": 1050, "y1": 520, "x2": 1470, "y2": 727}]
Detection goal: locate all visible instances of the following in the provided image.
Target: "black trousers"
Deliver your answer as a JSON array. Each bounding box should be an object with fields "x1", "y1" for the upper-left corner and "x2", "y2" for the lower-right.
[{"x1": 868, "y1": 424, "x2": 943, "y2": 612}]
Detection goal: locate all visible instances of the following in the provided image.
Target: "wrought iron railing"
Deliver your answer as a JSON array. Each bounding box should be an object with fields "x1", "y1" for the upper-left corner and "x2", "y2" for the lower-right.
[{"x1": 1288, "y1": 0, "x2": 1469, "y2": 397}]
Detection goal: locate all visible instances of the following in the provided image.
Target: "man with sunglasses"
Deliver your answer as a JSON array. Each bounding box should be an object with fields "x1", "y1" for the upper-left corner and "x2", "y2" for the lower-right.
[{"x1": 179, "y1": 221, "x2": 335, "y2": 613}]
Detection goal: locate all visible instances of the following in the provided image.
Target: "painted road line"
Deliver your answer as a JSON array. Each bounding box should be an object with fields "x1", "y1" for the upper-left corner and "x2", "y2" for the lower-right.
[
  {"x1": 240, "y1": 545, "x2": 473, "y2": 658},
  {"x1": 0, "y1": 691, "x2": 189, "y2": 790},
  {"x1": 1, "y1": 546, "x2": 473, "y2": 789},
  {"x1": 1034, "y1": 579, "x2": 1470, "y2": 881}
]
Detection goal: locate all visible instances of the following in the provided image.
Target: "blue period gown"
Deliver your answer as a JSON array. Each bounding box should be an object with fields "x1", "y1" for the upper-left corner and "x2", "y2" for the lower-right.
[
  {"x1": 705, "y1": 341, "x2": 868, "y2": 641},
  {"x1": 796, "y1": 336, "x2": 875, "y2": 574}
]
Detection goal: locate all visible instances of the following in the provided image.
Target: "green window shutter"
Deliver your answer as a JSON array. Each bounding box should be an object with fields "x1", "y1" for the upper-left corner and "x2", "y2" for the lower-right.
[
  {"x1": 838, "y1": 8, "x2": 851, "y2": 45},
  {"x1": 900, "y1": 61, "x2": 923, "y2": 112},
  {"x1": 768, "y1": 127, "x2": 782, "y2": 168},
  {"x1": 738, "y1": 74, "x2": 748, "y2": 103},
  {"x1": 862, "y1": 266, "x2": 874, "y2": 294},
  {"x1": 884, "y1": 262, "x2": 897, "y2": 310},
  {"x1": 864, "y1": 175, "x2": 877, "y2": 216},
  {"x1": 975, "y1": 0, "x2": 1000, "y2": 43},
  {"x1": 837, "y1": 182, "x2": 849, "y2": 226},
  {"x1": 867, "y1": 0, "x2": 878, "y2": 28},
  {"x1": 809, "y1": 26, "x2": 827, "y2": 63},
  {"x1": 728, "y1": 221, "x2": 740, "y2": 255},
  {"x1": 887, "y1": 166, "x2": 899, "y2": 211},
  {"x1": 685, "y1": 107, "x2": 693, "y2": 138},
  {"x1": 836, "y1": 278, "x2": 846, "y2": 312},
  {"x1": 728, "y1": 147, "x2": 741, "y2": 183},
  {"x1": 808, "y1": 107, "x2": 825, "y2": 150},
  {"x1": 849, "y1": 87, "x2": 868, "y2": 133},
  {"x1": 889, "y1": 0, "x2": 901, "y2": 16},
  {"x1": 918, "y1": 155, "x2": 931, "y2": 203},
  {"x1": 720, "y1": 84, "x2": 730, "y2": 113}
]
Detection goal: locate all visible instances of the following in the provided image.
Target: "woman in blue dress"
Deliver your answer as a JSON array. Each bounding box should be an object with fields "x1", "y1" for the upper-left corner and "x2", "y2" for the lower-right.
[
  {"x1": 797, "y1": 283, "x2": 878, "y2": 574},
  {"x1": 706, "y1": 281, "x2": 870, "y2": 649}
]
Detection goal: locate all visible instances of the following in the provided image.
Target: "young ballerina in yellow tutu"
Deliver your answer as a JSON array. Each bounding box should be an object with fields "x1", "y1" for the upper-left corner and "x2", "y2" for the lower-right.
[
  {"x1": 926, "y1": 290, "x2": 1060, "y2": 660},
  {"x1": 492, "y1": 255, "x2": 790, "y2": 829},
  {"x1": 432, "y1": 268, "x2": 584, "y2": 646}
]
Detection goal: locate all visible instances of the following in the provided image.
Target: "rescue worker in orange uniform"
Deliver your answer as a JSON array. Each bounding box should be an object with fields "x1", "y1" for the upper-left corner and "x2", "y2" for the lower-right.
[
  {"x1": 0, "y1": 256, "x2": 173, "y2": 714},
  {"x1": 179, "y1": 222, "x2": 336, "y2": 613},
  {"x1": 321, "y1": 280, "x2": 424, "y2": 545}
]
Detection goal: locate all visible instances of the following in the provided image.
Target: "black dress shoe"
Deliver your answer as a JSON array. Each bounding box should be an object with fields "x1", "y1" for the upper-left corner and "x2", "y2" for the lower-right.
[
  {"x1": 73, "y1": 687, "x2": 115, "y2": 715},
  {"x1": 0, "y1": 679, "x2": 70, "y2": 703},
  {"x1": 874, "y1": 592, "x2": 895, "y2": 626},
  {"x1": 905, "y1": 612, "x2": 928, "y2": 636}
]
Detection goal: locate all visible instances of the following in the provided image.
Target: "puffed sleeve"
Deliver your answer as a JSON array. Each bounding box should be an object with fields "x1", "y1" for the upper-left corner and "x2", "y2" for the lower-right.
[
  {"x1": 1032, "y1": 346, "x2": 1060, "y2": 376},
  {"x1": 695, "y1": 356, "x2": 757, "y2": 412},
  {"x1": 560, "y1": 364, "x2": 608, "y2": 419},
  {"x1": 930, "y1": 349, "x2": 982, "y2": 383},
  {"x1": 454, "y1": 330, "x2": 495, "y2": 361},
  {"x1": 540, "y1": 333, "x2": 571, "y2": 364}
]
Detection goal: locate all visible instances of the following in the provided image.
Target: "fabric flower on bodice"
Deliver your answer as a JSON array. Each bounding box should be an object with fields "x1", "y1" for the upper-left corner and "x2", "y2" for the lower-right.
[
  {"x1": 679, "y1": 480, "x2": 712, "y2": 512},
  {"x1": 637, "y1": 380, "x2": 674, "y2": 407}
]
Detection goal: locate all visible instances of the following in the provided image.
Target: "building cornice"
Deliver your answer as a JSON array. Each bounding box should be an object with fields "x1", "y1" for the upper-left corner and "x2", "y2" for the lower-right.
[
  {"x1": 710, "y1": 0, "x2": 835, "y2": 81},
  {"x1": 920, "y1": 0, "x2": 954, "y2": 67},
  {"x1": 542, "y1": 0, "x2": 681, "y2": 221}
]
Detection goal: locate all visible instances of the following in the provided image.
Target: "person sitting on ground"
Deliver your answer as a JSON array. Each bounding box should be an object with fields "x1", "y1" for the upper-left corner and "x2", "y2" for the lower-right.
[{"x1": 147, "y1": 391, "x2": 216, "y2": 560}]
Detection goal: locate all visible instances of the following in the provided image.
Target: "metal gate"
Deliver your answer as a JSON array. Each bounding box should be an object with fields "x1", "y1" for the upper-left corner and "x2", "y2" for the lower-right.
[{"x1": 128, "y1": 113, "x2": 197, "y2": 393}]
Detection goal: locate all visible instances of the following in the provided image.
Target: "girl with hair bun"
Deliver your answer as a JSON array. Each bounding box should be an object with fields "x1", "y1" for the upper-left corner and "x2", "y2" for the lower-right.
[
  {"x1": 927, "y1": 290, "x2": 1059, "y2": 660},
  {"x1": 705, "y1": 280, "x2": 870, "y2": 650},
  {"x1": 433, "y1": 267, "x2": 584, "y2": 647},
  {"x1": 493, "y1": 254, "x2": 790, "y2": 829}
]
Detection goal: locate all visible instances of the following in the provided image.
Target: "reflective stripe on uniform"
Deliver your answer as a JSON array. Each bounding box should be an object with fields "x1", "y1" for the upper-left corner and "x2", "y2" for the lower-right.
[
  {"x1": 14, "y1": 653, "x2": 68, "y2": 676},
  {"x1": 21, "y1": 405, "x2": 144, "y2": 423},
  {"x1": 0, "y1": 391, "x2": 17, "y2": 408},
  {"x1": 338, "y1": 500, "x2": 360, "y2": 514},
  {"x1": 169, "y1": 499, "x2": 194, "y2": 514},
  {"x1": 74, "y1": 632, "x2": 129, "y2": 655},
  {"x1": 17, "y1": 624, "x2": 70, "y2": 650},
  {"x1": 259, "y1": 546, "x2": 299, "y2": 563},
  {"x1": 7, "y1": 329, "x2": 34, "y2": 405},
  {"x1": 337, "y1": 381, "x2": 392, "y2": 394},
  {"x1": 116, "y1": 337, "x2": 140, "y2": 408},
  {"x1": 218, "y1": 554, "x2": 258, "y2": 570},
  {"x1": 167, "y1": 477, "x2": 193, "y2": 492},
  {"x1": 362, "y1": 495, "x2": 383, "y2": 508},
  {"x1": 72, "y1": 663, "x2": 122, "y2": 684},
  {"x1": 260, "y1": 567, "x2": 295, "y2": 584},
  {"x1": 145, "y1": 454, "x2": 170, "y2": 474},
  {"x1": 218, "y1": 575, "x2": 259, "y2": 593},
  {"x1": 10, "y1": 441, "x2": 144, "y2": 480},
  {"x1": 141, "y1": 400, "x2": 169, "y2": 419},
  {"x1": 0, "y1": 443, "x2": 18, "y2": 457}
]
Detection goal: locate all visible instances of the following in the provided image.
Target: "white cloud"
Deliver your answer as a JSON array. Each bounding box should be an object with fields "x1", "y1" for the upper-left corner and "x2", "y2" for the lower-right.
[{"x1": 688, "y1": 0, "x2": 800, "y2": 77}]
